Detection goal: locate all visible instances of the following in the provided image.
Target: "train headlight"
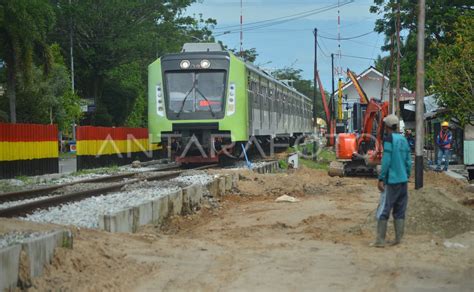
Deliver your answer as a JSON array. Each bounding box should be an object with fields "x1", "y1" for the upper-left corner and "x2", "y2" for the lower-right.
[
  {"x1": 180, "y1": 60, "x2": 191, "y2": 69},
  {"x1": 200, "y1": 59, "x2": 211, "y2": 69},
  {"x1": 156, "y1": 83, "x2": 165, "y2": 117},
  {"x1": 227, "y1": 82, "x2": 236, "y2": 116}
]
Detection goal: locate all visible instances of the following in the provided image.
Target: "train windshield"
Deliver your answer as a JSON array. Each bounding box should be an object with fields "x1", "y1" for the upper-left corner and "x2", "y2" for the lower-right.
[{"x1": 165, "y1": 71, "x2": 226, "y2": 115}]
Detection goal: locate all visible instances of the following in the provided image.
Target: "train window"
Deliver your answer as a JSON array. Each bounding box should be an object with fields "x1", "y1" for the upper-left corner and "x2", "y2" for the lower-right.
[{"x1": 165, "y1": 71, "x2": 225, "y2": 113}]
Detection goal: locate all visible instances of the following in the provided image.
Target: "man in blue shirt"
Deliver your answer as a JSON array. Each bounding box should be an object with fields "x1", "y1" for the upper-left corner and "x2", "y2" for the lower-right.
[{"x1": 373, "y1": 114, "x2": 412, "y2": 248}]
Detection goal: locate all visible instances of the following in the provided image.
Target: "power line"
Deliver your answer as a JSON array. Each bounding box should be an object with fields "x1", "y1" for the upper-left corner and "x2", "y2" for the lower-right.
[
  {"x1": 340, "y1": 54, "x2": 376, "y2": 61},
  {"x1": 319, "y1": 30, "x2": 375, "y2": 40},
  {"x1": 214, "y1": 1, "x2": 354, "y2": 36},
  {"x1": 213, "y1": 1, "x2": 354, "y2": 32},
  {"x1": 317, "y1": 41, "x2": 330, "y2": 58}
]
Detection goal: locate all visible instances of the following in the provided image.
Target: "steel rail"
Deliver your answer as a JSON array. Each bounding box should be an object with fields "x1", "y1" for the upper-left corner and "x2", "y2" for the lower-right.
[
  {"x1": 0, "y1": 164, "x2": 218, "y2": 217},
  {"x1": 0, "y1": 164, "x2": 181, "y2": 203}
]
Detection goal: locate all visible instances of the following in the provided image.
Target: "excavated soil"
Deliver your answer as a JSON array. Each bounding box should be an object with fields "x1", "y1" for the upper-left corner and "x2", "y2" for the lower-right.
[{"x1": 2, "y1": 167, "x2": 473, "y2": 291}]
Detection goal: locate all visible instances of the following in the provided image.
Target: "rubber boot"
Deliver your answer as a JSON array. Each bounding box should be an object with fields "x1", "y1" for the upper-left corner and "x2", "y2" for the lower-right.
[
  {"x1": 371, "y1": 220, "x2": 387, "y2": 248},
  {"x1": 390, "y1": 219, "x2": 405, "y2": 246}
]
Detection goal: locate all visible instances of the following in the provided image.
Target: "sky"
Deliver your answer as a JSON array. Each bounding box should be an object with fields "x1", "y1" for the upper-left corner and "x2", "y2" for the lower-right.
[{"x1": 186, "y1": 0, "x2": 387, "y2": 91}]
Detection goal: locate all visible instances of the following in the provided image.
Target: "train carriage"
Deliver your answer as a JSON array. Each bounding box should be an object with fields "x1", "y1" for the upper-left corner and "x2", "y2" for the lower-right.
[{"x1": 148, "y1": 43, "x2": 312, "y2": 163}]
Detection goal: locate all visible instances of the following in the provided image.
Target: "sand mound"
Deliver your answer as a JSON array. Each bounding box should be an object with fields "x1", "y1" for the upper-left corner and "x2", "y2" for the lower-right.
[{"x1": 406, "y1": 187, "x2": 474, "y2": 238}]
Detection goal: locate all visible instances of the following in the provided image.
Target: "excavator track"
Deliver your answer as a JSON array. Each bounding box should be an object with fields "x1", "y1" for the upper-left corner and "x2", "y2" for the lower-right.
[{"x1": 328, "y1": 161, "x2": 345, "y2": 177}]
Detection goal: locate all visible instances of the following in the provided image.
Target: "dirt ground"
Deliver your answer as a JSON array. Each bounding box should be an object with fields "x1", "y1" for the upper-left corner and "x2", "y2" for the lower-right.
[{"x1": 6, "y1": 167, "x2": 474, "y2": 291}]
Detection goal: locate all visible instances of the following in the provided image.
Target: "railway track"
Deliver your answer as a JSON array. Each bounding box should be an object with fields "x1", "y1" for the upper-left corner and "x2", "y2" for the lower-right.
[
  {"x1": 0, "y1": 163, "x2": 182, "y2": 203},
  {"x1": 0, "y1": 164, "x2": 218, "y2": 218}
]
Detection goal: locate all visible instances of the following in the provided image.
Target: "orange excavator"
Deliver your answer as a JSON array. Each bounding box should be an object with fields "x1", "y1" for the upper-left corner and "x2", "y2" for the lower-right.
[{"x1": 327, "y1": 69, "x2": 389, "y2": 177}]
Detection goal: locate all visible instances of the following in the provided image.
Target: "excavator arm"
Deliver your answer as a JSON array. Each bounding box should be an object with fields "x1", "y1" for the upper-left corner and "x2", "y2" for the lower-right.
[
  {"x1": 359, "y1": 99, "x2": 389, "y2": 161},
  {"x1": 347, "y1": 69, "x2": 369, "y2": 104},
  {"x1": 316, "y1": 71, "x2": 331, "y2": 125}
]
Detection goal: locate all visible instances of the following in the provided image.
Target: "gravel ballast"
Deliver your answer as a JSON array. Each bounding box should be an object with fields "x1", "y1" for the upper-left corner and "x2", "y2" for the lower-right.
[
  {"x1": 0, "y1": 231, "x2": 49, "y2": 249},
  {"x1": 22, "y1": 187, "x2": 179, "y2": 229},
  {"x1": 17, "y1": 172, "x2": 216, "y2": 229}
]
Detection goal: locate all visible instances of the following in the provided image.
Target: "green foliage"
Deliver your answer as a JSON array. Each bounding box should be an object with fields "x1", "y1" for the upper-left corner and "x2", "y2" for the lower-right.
[
  {"x1": 278, "y1": 159, "x2": 288, "y2": 169},
  {"x1": 429, "y1": 13, "x2": 474, "y2": 127},
  {"x1": 299, "y1": 148, "x2": 336, "y2": 170},
  {"x1": 229, "y1": 47, "x2": 258, "y2": 63},
  {"x1": 125, "y1": 92, "x2": 146, "y2": 128},
  {"x1": 0, "y1": 0, "x2": 55, "y2": 122},
  {"x1": 50, "y1": 0, "x2": 215, "y2": 126},
  {"x1": 370, "y1": 0, "x2": 469, "y2": 90},
  {"x1": 0, "y1": 0, "x2": 214, "y2": 127},
  {"x1": 13, "y1": 44, "x2": 82, "y2": 132}
]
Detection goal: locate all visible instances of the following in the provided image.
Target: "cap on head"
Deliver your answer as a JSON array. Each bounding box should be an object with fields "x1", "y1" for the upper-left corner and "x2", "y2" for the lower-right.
[
  {"x1": 441, "y1": 121, "x2": 449, "y2": 127},
  {"x1": 383, "y1": 114, "x2": 399, "y2": 128}
]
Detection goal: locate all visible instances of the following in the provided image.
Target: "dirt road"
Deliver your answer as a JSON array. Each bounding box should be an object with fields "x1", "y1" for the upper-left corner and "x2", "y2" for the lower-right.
[{"x1": 28, "y1": 168, "x2": 474, "y2": 291}]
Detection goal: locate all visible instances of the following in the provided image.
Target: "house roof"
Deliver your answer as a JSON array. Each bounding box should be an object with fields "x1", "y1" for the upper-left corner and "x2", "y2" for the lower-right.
[{"x1": 335, "y1": 66, "x2": 412, "y2": 97}]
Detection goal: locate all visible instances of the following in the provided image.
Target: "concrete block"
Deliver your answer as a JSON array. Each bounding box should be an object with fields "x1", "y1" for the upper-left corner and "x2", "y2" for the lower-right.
[
  {"x1": 181, "y1": 184, "x2": 195, "y2": 215},
  {"x1": 224, "y1": 175, "x2": 232, "y2": 191},
  {"x1": 100, "y1": 208, "x2": 137, "y2": 233},
  {"x1": 205, "y1": 178, "x2": 219, "y2": 197},
  {"x1": 21, "y1": 230, "x2": 64, "y2": 278},
  {"x1": 152, "y1": 195, "x2": 169, "y2": 224},
  {"x1": 182, "y1": 184, "x2": 203, "y2": 215},
  {"x1": 231, "y1": 173, "x2": 239, "y2": 188},
  {"x1": 217, "y1": 176, "x2": 226, "y2": 196},
  {"x1": 135, "y1": 201, "x2": 153, "y2": 226},
  {"x1": 0, "y1": 244, "x2": 21, "y2": 291},
  {"x1": 167, "y1": 189, "x2": 183, "y2": 216},
  {"x1": 193, "y1": 184, "x2": 204, "y2": 207}
]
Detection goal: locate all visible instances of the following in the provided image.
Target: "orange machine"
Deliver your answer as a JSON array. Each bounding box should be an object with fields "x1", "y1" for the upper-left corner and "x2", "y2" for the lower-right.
[{"x1": 328, "y1": 69, "x2": 389, "y2": 177}]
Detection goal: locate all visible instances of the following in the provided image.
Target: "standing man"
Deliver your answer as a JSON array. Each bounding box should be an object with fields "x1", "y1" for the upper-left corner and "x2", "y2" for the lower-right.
[
  {"x1": 436, "y1": 121, "x2": 453, "y2": 171},
  {"x1": 373, "y1": 114, "x2": 412, "y2": 248}
]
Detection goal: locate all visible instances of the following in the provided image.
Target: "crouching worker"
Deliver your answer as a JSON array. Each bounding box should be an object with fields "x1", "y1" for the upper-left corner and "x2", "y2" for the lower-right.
[{"x1": 372, "y1": 114, "x2": 412, "y2": 248}]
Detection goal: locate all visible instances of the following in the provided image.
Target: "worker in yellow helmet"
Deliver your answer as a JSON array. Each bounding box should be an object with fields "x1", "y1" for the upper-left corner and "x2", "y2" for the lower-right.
[{"x1": 436, "y1": 121, "x2": 453, "y2": 171}]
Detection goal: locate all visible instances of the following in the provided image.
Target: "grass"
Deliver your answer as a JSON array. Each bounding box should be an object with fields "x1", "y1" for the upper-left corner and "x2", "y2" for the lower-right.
[{"x1": 299, "y1": 148, "x2": 336, "y2": 171}]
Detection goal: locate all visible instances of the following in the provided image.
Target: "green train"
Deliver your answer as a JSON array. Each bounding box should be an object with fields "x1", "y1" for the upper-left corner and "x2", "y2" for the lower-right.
[{"x1": 148, "y1": 43, "x2": 313, "y2": 163}]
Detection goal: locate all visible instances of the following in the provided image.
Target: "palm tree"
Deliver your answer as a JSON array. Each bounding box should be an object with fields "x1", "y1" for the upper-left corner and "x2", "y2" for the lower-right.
[{"x1": 0, "y1": 0, "x2": 55, "y2": 123}]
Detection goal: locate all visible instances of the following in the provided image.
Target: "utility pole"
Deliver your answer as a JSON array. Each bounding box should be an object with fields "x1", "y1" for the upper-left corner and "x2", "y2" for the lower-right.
[
  {"x1": 331, "y1": 54, "x2": 335, "y2": 119},
  {"x1": 330, "y1": 53, "x2": 335, "y2": 146},
  {"x1": 69, "y1": 0, "x2": 76, "y2": 142},
  {"x1": 313, "y1": 29, "x2": 318, "y2": 129},
  {"x1": 388, "y1": 34, "x2": 395, "y2": 114},
  {"x1": 396, "y1": 0, "x2": 401, "y2": 122},
  {"x1": 415, "y1": 0, "x2": 425, "y2": 189},
  {"x1": 69, "y1": 0, "x2": 74, "y2": 92},
  {"x1": 313, "y1": 28, "x2": 318, "y2": 160},
  {"x1": 240, "y1": 0, "x2": 243, "y2": 57}
]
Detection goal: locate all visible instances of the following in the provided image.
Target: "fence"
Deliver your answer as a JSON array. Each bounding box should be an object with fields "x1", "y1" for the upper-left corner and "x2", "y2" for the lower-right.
[
  {"x1": 76, "y1": 126, "x2": 162, "y2": 170},
  {"x1": 0, "y1": 123, "x2": 59, "y2": 179}
]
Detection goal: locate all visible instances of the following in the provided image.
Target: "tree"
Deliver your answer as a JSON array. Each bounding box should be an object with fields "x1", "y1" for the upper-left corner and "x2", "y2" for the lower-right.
[
  {"x1": 14, "y1": 44, "x2": 82, "y2": 132},
  {"x1": 50, "y1": 0, "x2": 215, "y2": 126},
  {"x1": 0, "y1": 0, "x2": 55, "y2": 123},
  {"x1": 429, "y1": 13, "x2": 474, "y2": 127},
  {"x1": 229, "y1": 47, "x2": 258, "y2": 63},
  {"x1": 370, "y1": 0, "x2": 471, "y2": 90}
]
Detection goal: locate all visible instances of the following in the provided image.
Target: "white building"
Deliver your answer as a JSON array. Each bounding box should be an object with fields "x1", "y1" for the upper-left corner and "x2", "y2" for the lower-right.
[{"x1": 334, "y1": 66, "x2": 414, "y2": 132}]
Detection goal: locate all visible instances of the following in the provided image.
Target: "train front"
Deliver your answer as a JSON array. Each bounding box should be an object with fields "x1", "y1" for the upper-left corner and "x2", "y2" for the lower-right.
[{"x1": 148, "y1": 43, "x2": 247, "y2": 163}]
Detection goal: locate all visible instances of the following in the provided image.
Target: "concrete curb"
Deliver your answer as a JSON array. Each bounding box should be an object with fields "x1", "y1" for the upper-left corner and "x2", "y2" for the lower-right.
[
  {"x1": 253, "y1": 161, "x2": 279, "y2": 174},
  {"x1": 98, "y1": 161, "x2": 279, "y2": 233},
  {"x1": 0, "y1": 230, "x2": 72, "y2": 291},
  {"x1": 182, "y1": 184, "x2": 203, "y2": 215},
  {"x1": 152, "y1": 195, "x2": 169, "y2": 225},
  {"x1": 167, "y1": 189, "x2": 184, "y2": 216},
  {"x1": 0, "y1": 244, "x2": 21, "y2": 291}
]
